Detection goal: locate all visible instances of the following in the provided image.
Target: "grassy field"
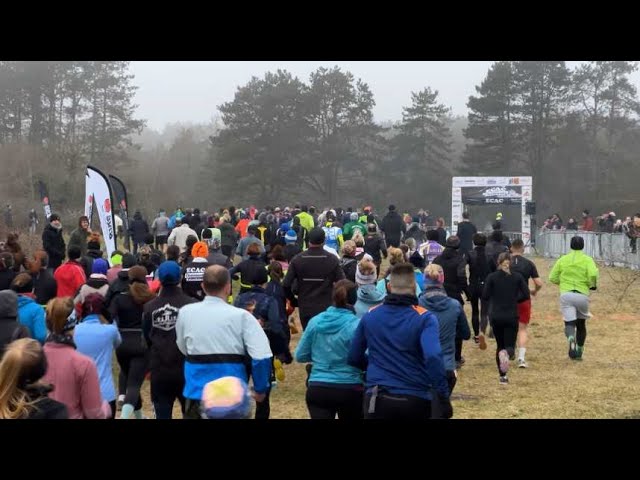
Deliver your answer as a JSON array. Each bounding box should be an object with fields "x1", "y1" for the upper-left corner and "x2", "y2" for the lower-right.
[{"x1": 124, "y1": 256, "x2": 640, "y2": 419}]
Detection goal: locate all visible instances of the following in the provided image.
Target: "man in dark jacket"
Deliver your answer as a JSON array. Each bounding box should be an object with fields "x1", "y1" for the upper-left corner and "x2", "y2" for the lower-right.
[
  {"x1": 364, "y1": 223, "x2": 388, "y2": 276},
  {"x1": 218, "y1": 216, "x2": 238, "y2": 261},
  {"x1": 42, "y1": 214, "x2": 65, "y2": 271},
  {"x1": 348, "y1": 263, "x2": 452, "y2": 419},
  {"x1": 104, "y1": 253, "x2": 137, "y2": 309},
  {"x1": 456, "y1": 211, "x2": 477, "y2": 258},
  {"x1": 142, "y1": 261, "x2": 197, "y2": 419},
  {"x1": 405, "y1": 216, "x2": 425, "y2": 245},
  {"x1": 283, "y1": 228, "x2": 345, "y2": 330},
  {"x1": 486, "y1": 230, "x2": 510, "y2": 268},
  {"x1": 128, "y1": 211, "x2": 150, "y2": 255},
  {"x1": 380, "y1": 204, "x2": 406, "y2": 248},
  {"x1": 433, "y1": 236, "x2": 469, "y2": 368},
  {"x1": 0, "y1": 289, "x2": 30, "y2": 355}
]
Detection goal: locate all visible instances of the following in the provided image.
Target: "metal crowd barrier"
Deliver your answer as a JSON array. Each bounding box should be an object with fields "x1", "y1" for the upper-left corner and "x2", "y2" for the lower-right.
[{"x1": 535, "y1": 231, "x2": 639, "y2": 270}]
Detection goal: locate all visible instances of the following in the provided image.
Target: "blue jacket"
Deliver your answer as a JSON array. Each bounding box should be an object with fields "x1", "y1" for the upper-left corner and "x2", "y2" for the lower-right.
[
  {"x1": 295, "y1": 306, "x2": 363, "y2": 385},
  {"x1": 235, "y1": 287, "x2": 287, "y2": 356},
  {"x1": 74, "y1": 315, "x2": 122, "y2": 402},
  {"x1": 348, "y1": 293, "x2": 449, "y2": 400},
  {"x1": 419, "y1": 288, "x2": 471, "y2": 371},
  {"x1": 354, "y1": 284, "x2": 386, "y2": 319},
  {"x1": 176, "y1": 296, "x2": 273, "y2": 400},
  {"x1": 17, "y1": 295, "x2": 47, "y2": 344},
  {"x1": 376, "y1": 278, "x2": 421, "y2": 298}
]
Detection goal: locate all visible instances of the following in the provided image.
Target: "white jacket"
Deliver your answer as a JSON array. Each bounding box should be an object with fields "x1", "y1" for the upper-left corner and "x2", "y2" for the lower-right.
[{"x1": 168, "y1": 224, "x2": 199, "y2": 253}]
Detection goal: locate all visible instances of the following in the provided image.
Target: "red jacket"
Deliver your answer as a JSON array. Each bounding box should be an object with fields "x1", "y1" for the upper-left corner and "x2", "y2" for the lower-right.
[
  {"x1": 581, "y1": 217, "x2": 594, "y2": 231},
  {"x1": 235, "y1": 219, "x2": 250, "y2": 239},
  {"x1": 54, "y1": 260, "x2": 87, "y2": 298}
]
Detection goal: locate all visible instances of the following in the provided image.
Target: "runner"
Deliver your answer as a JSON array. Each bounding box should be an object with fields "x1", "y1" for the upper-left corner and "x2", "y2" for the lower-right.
[
  {"x1": 354, "y1": 258, "x2": 386, "y2": 318},
  {"x1": 295, "y1": 279, "x2": 364, "y2": 419},
  {"x1": 322, "y1": 211, "x2": 344, "y2": 252},
  {"x1": 364, "y1": 223, "x2": 387, "y2": 277},
  {"x1": 229, "y1": 243, "x2": 268, "y2": 295},
  {"x1": 467, "y1": 233, "x2": 491, "y2": 348},
  {"x1": 151, "y1": 209, "x2": 170, "y2": 253},
  {"x1": 482, "y1": 253, "x2": 530, "y2": 384},
  {"x1": 348, "y1": 263, "x2": 452, "y2": 419},
  {"x1": 509, "y1": 239, "x2": 543, "y2": 368},
  {"x1": 419, "y1": 229, "x2": 444, "y2": 265},
  {"x1": 549, "y1": 236, "x2": 599, "y2": 360},
  {"x1": 343, "y1": 212, "x2": 366, "y2": 241}
]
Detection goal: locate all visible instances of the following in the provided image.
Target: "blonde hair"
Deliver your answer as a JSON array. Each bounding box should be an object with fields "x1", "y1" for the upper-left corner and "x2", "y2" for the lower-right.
[
  {"x1": 425, "y1": 263, "x2": 443, "y2": 280},
  {"x1": 352, "y1": 231, "x2": 364, "y2": 247},
  {"x1": 0, "y1": 339, "x2": 45, "y2": 419},
  {"x1": 342, "y1": 240, "x2": 356, "y2": 257},
  {"x1": 46, "y1": 297, "x2": 74, "y2": 334},
  {"x1": 387, "y1": 247, "x2": 405, "y2": 266},
  {"x1": 358, "y1": 258, "x2": 377, "y2": 277}
]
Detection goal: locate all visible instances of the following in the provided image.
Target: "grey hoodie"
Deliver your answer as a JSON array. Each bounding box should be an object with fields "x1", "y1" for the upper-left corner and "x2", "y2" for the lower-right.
[{"x1": 152, "y1": 214, "x2": 170, "y2": 237}]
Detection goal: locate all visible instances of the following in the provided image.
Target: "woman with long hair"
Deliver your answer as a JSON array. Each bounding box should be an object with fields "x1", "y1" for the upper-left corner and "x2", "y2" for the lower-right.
[
  {"x1": 295, "y1": 280, "x2": 364, "y2": 419},
  {"x1": 41, "y1": 297, "x2": 111, "y2": 418},
  {"x1": 74, "y1": 293, "x2": 122, "y2": 419},
  {"x1": 109, "y1": 265, "x2": 156, "y2": 418},
  {"x1": 0, "y1": 338, "x2": 68, "y2": 419}
]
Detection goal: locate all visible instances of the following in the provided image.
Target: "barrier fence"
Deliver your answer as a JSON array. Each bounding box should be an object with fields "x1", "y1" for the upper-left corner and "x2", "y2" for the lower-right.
[{"x1": 535, "y1": 231, "x2": 639, "y2": 270}]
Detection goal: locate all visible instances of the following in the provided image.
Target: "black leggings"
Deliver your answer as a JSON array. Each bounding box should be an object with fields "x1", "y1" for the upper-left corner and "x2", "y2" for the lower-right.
[
  {"x1": 109, "y1": 400, "x2": 117, "y2": 420},
  {"x1": 255, "y1": 388, "x2": 271, "y2": 420},
  {"x1": 364, "y1": 391, "x2": 432, "y2": 420},
  {"x1": 492, "y1": 319, "x2": 518, "y2": 375},
  {"x1": 470, "y1": 290, "x2": 489, "y2": 336},
  {"x1": 115, "y1": 332, "x2": 149, "y2": 411},
  {"x1": 306, "y1": 385, "x2": 364, "y2": 420},
  {"x1": 565, "y1": 319, "x2": 587, "y2": 346},
  {"x1": 151, "y1": 377, "x2": 185, "y2": 420}
]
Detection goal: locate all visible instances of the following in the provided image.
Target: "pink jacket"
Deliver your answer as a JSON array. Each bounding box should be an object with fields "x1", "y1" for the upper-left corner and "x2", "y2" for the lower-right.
[{"x1": 42, "y1": 343, "x2": 111, "y2": 419}]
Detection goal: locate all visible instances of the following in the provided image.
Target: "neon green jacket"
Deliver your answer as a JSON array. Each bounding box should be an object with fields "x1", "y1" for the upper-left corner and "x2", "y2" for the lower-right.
[
  {"x1": 296, "y1": 212, "x2": 315, "y2": 234},
  {"x1": 549, "y1": 249, "x2": 599, "y2": 295}
]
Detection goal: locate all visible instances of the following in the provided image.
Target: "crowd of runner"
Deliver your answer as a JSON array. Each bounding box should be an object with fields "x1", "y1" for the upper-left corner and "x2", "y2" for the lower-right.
[{"x1": 0, "y1": 204, "x2": 600, "y2": 419}]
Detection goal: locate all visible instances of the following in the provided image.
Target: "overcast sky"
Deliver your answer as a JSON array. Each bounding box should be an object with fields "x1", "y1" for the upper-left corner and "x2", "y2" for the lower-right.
[{"x1": 129, "y1": 61, "x2": 640, "y2": 131}]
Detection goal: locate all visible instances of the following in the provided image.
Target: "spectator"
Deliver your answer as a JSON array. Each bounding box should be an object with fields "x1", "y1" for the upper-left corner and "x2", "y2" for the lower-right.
[{"x1": 10, "y1": 273, "x2": 47, "y2": 344}]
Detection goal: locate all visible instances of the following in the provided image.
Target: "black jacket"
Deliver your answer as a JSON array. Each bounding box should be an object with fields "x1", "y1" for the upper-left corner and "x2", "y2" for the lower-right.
[
  {"x1": 104, "y1": 269, "x2": 130, "y2": 309},
  {"x1": 42, "y1": 224, "x2": 65, "y2": 270},
  {"x1": 456, "y1": 221, "x2": 477, "y2": 254},
  {"x1": 235, "y1": 286, "x2": 288, "y2": 356},
  {"x1": 433, "y1": 247, "x2": 468, "y2": 300},
  {"x1": 143, "y1": 285, "x2": 197, "y2": 383},
  {"x1": 405, "y1": 224, "x2": 425, "y2": 244},
  {"x1": 437, "y1": 228, "x2": 447, "y2": 247},
  {"x1": 283, "y1": 244, "x2": 301, "y2": 263},
  {"x1": 0, "y1": 269, "x2": 16, "y2": 291},
  {"x1": 23, "y1": 385, "x2": 69, "y2": 419},
  {"x1": 128, "y1": 216, "x2": 150, "y2": 244},
  {"x1": 182, "y1": 258, "x2": 213, "y2": 301},
  {"x1": 485, "y1": 240, "x2": 509, "y2": 268},
  {"x1": 109, "y1": 291, "x2": 146, "y2": 330},
  {"x1": 32, "y1": 269, "x2": 58, "y2": 305},
  {"x1": 282, "y1": 246, "x2": 345, "y2": 321},
  {"x1": 380, "y1": 211, "x2": 406, "y2": 247},
  {"x1": 467, "y1": 246, "x2": 494, "y2": 294},
  {"x1": 0, "y1": 317, "x2": 30, "y2": 357},
  {"x1": 81, "y1": 249, "x2": 103, "y2": 278},
  {"x1": 340, "y1": 257, "x2": 358, "y2": 283},
  {"x1": 292, "y1": 224, "x2": 307, "y2": 249},
  {"x1": 364, "y1": 234, "x2": 388, "y2": 264},
  {"x1": 229, "y1": 256, "x2": 267, "y2": 293}
]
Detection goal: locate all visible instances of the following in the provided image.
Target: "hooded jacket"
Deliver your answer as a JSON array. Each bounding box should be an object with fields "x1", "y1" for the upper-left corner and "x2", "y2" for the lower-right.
[
  {"x1": 104, "y1": 269, "x2": 130, "y2": 309},
  {"x1": 168, "y1": 224, "x2": 199, "y2": 253},
  {"x1": 17, "y1": 295, "x2": 47, "y2": 344},
  {"x1": 354, "y1": 284, "x2": 386, "y2": 318},
  {"x1": 182, "y1": 257, "x2": 213, "y2": 301},
  {"x1": 419, "y1": 288, "x2": 470, "y2": 371},
  {"x1": 54, "y1": 260, "x2": 86, "y2": 299},
  {"x1": 235, "y1": 286, "x2": 287, "y2": 356},
  {"x1": 549, "y1": 249, "x2": 599, "y2": 296},
  {"x1": 0, "y1": 290, "x2": 30, "y2": 355},
  {"x1": 143, "y1": 285, "x2": 197, "y2": 384},
  {"x1": 219, "y1": 221, "x2": 238, "y2": 247},
  {"x1": 467, "y1": 245, "x2": 494, "y2": 294},
  {"x1": 433, "y1": 248, "x2": 468, "y2": 300},
  {"x1": 74, "y1": 276, "x2": 109, "y2": 306},
  {"x1": 380, "y1": 211, "x2": 406, "y2": 247},
  {"x1": 42, "y1": 224, "x2": 66, "y2": 270},
  {"x1": 456, "y1": 221, "x2": 477, "y2": 254},
  {"x1": 229, "y1": 256, "x2": 267, "y2": 293},
  {"x1": 295, "y1": 306, "x2": 363, "y2": 385},
  {"x1": 364, "y1": 234, "x2": 387, "y2": 264}
]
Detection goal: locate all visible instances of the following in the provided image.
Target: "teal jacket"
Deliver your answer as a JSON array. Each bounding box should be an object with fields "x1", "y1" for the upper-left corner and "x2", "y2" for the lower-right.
[
  {"x1": 295, "y1": 306, "x2": 363, "y2": 385},
  {"x1": 17, "y1": 295, "x2": 47, "y2": 344}
]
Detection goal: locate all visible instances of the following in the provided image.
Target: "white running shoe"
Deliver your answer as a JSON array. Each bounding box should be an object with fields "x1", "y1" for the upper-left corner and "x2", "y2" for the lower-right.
[{"x1": 518, "y1": 359, "x2": 528, "y2": 368}]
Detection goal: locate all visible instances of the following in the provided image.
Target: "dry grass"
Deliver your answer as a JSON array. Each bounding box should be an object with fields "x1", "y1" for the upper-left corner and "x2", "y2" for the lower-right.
[{"x1": 122, "y1": 256, "x2": 640, "y2": 419}]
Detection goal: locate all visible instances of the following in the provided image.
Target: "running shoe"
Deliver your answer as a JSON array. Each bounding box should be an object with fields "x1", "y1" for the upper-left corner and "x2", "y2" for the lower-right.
[
  {"x1": 499, "y1": 375, "x2": 509, "y2": 385},
  {"x1": 478, "y1": 334, "x2": 487, "y2": 351},
  {"x1": 117, "y1": 394, "x2": 125, "y2": 409},
  {"x1": 518, "y1": 359, "x2": 528, "y2": 368},
  {"x1": 499, "y1": 349, "x2": 510, "y2": 374},
  {"x1": 456, "y1": 356, "x2": 466, "y2": 369},
  {"x1": 576, "y1": 345, "x2": 584, "y2": 360},
  {"x1": 568, "y1": 336, "x2": 578, "y2": 359},
  {"x1": 473, "y1": 336, "x2": 480, "y2": 345},
  {"x1": 274, "y1": 358, "x2": 285, "y2": 382}
]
